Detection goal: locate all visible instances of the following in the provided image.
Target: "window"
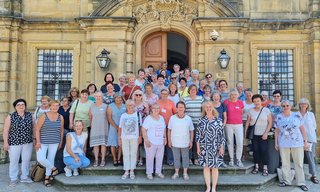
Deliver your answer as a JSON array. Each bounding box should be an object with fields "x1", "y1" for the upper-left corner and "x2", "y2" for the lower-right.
[
  {"x1": 36, "y1": 50, "x2": 73, "y2": 105},
  {"x1": 257, "y1": 49, "x2": 294, "y2": 102}
]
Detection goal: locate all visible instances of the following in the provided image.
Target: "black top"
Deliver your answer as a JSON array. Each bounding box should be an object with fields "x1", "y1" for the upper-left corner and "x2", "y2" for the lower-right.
[
  {"x1": 8, "y1": 111, "x2": 33, "y2": 145},
  {"x1": 58, "y1": 106, "x2": 70, "y2": 131},
  {"x1": 100, "y1": 83, "x2": 120, "y2": 93}
]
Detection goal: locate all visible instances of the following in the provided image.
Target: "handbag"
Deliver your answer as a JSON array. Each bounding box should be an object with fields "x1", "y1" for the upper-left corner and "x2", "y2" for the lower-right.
[
  {"x1": 246, "y1": 107, "x2": 264, "y2": 140},
  {"x1": 30, "y1": 162, "x2": 45, "y2": 182}
]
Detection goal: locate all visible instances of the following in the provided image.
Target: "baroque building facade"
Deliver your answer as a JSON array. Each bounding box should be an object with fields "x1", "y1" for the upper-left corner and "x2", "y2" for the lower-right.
[{"x1": 0, "y1": 0, "x2": 320, "y2": 157}]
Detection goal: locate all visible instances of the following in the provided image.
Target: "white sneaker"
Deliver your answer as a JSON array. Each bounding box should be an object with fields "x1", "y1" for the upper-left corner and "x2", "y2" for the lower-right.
[
  {"x1": 20, "y1": 177, "x2": 33, "y2": 183},
  {"x1": 64, "y1": 166, "x2": 72, "y2": 177},
  {"x1": 237, "y1": 160, "x2": 244, "y2": 168},
  {"x1": 73, "y1": 168, "x2": 79, "y2": 176},
  {"x1": 9, "y1": 180, "x2": 18, "y2": 187},
  {"x1": 229, "y1": 160, "x2": 234, "y2": 167},
  {"x1": 171, "y1": 173, "x2": 179, "y2": 179}
]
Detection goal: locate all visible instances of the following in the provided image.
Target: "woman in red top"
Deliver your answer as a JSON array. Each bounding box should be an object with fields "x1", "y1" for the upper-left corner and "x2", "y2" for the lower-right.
[
  {"x1": 122, "y1": 74, "x2": 141, "y2": 101},
  {"x1": 223, "y1": 88, "x2": 244, "y2": 168},
  {"x1": 157, "y1": 89, "x2": 177, "y2": 166}
]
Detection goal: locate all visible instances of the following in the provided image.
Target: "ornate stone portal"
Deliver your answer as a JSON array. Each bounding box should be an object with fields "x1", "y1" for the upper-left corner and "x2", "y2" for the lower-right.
[{"x1": 133, "y1": 0, "x2": 198, "y2": 29}]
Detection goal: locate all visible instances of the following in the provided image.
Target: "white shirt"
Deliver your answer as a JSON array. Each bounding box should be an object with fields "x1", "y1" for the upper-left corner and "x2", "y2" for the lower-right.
[
  {"x1": 168, "y1": 94, "x2": 180, "y2": 105},
  {"x1": 64, "y1": 132, "x2": 88, "y2": 157},
  {"x1": 119, "y1": 112, "x2": 142, "y2": 140},
  {"x1": 296, "y1": 111, "x2": 317, "y2": 143},
  {"x1": 168, "y1": 115, "x2": 194, "y2": 148},
  {"x1": 142, "y1": 115, "x2": 166, "y2": 145},
  {"x1": 242, "y1": 101, "x2": 255, "y2": 120}
]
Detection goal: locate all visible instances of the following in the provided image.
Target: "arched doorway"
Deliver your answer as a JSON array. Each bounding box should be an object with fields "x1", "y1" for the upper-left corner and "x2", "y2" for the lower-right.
[{"x1": 142, "y1": 32, "x2": 189, "y2": 72}]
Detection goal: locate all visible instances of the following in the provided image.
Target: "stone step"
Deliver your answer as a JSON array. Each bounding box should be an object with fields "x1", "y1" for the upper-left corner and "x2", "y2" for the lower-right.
[
  {"x1": 80, "y1": 161, "x2": 254, "y2": 176},
  {"x1": 54, "y1": 173, "x2": 277, "y2": 191}
]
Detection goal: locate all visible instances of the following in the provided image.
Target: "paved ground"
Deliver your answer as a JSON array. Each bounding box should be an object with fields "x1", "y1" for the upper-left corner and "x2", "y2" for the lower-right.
[{"x1": 0, "y1": 163, "x2": 319, "y2": 192}]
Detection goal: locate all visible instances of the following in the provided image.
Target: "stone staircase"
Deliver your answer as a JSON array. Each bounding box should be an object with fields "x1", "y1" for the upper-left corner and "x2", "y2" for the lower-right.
[{"x1": 54, "y1": 160, "x2": 278, "y2": 191}]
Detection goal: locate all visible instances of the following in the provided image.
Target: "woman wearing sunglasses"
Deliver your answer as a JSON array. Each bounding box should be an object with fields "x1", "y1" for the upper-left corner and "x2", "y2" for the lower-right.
[{"x1": 275, "y1": 100, "x2": 308, "y2": 191}]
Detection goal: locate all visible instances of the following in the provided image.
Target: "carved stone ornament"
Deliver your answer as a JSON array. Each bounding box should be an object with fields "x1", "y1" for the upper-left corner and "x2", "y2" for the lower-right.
[{"x1": 133, "y1": 0, "x2": 198, "y2": 28}]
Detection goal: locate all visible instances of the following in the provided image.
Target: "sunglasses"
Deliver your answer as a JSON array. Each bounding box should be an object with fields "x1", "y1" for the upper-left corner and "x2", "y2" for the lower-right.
[
  {"x1": 206, "y1": 76, "x2": 212, "y2": 79},
  {"x1": 135, "y1": 94, "x2": 142, "y2": 96},
  {"x1": 281, "y1": 105, "x2": 290, "y2": 108}
]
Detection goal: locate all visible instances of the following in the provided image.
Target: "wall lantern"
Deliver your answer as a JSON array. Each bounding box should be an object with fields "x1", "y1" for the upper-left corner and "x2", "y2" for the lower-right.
[
  {"x1": 96, "y1": 49, "x2": 111, "y2": 70},
  {"x1": 217, "y1": 49, "x2": 230, "y2": 69}
]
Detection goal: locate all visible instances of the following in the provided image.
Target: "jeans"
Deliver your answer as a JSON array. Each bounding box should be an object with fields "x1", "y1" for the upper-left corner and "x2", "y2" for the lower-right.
[
  {"x1": 36, "y1": 143, "x2": 59, "y2": 176},
  {"x1": 8, "y1": 143, "x2": 33, "y2": 181},
  {"x1": 304, "y1": 143, "x2": 317, "y2": 176},
  {"x1": 172, "y1": 147, "x2": 189, "y2": 169},
  {"x1": 63, "y1": 154, "x2": 90, "y2": 170}
]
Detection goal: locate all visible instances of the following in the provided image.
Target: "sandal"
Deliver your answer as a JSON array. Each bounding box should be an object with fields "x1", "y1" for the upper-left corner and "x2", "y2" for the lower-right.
[
  {"x1": 100, "y1": 160, "x2": 106, "y2": 167},
  {"x1": 251, "y1": 167, "x2": 259, "y2": 174},
  {"x1": 121, "y1": 172, "x2": 129, "y2": 180},
  {"x1": 113, "y1": 160, "x2": 118, "y2": 167},
  {"x1": 93, "y1": 160, "x2": 99, "y2": 167},
  {"x1": 117, "y1": 160, "x2": 123, "y2": 166},
  {"x1": 137, "y1": 160, "x2": 143, "y2": 167},
  {"x1": 262, "y1": 169, "x2": 269, "y2": 176},
  {"x1": 51, "y1": 168, "x2": 59, "y2": 177},
  {"x1": 311, "y1": 176, "x2": 319, "y2": 184},
  {"x1": 130, "y1": 172, "x2": 135, "y2": 179},
  {"x1": 299, "y1": 185, "x2": 308, "y2": 191},
  {"x1": 44, "y1": 178, "x2": 52, "y2": 187}
]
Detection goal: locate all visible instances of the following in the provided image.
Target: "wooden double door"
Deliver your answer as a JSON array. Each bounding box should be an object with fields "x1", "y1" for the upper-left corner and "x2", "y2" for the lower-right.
[{"x1": 142, "y1": 32, "x2": 189, "y2": 71}]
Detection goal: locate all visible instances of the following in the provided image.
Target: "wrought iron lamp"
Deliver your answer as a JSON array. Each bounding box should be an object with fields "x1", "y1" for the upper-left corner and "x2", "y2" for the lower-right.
[
  {"x1": 217, "y1": 49, "x2": 230, "y2": 69},
  {"x1": 96, "y1": 49, "x2": 111, "y2": 70}
]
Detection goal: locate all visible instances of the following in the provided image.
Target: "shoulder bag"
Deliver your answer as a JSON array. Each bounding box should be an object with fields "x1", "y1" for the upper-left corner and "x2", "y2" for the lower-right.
[{"x1": 30, "y1": 162, "x2": 45, "y2": 182}]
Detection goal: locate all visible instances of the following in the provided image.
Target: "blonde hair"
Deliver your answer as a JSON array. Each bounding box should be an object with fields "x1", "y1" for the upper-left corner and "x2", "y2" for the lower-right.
[
  {"x1": 41, "y1": 95, "x2": 51, "y2": 102},
  {"x1": 201, "y1": 101, "x2": 219, "y2": 118},
  {"x1": 127, "y1": 74, "x2": 136, "y2": 81},
  {"x1": 49, "y1": 100, "x2": 60, "y2": 107}
]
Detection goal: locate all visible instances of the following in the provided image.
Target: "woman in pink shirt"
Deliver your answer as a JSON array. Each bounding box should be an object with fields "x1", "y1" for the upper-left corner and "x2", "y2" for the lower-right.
[
  {"x1": 157, "y1": 89, "x2": 177, "y2": 165},
  {"x1": 223, "y1": 88, "x2": 244, "y2": 167}
]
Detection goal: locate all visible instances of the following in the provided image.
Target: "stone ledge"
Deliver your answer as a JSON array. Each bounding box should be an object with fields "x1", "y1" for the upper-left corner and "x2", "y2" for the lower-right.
[{"x1": 0, "y1": 143, "x2": 8, "y2": 164}]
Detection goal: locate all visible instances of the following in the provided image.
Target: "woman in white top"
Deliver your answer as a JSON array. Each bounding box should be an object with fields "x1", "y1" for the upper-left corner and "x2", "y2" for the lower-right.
[
  {"x1": 168, "y1": 83, "x2": 179, "y2": 105},
  {"x1": 63, "y1": 120, "x2": 90, "y2": 177},
  {"x1": 118, "y1": 100, "x2": 142, "y2": 180},
  {"x1": 296, "y1": 98, "x2": 318, "y2": 184},
  {"x1": 142, "y1": 104, "x2": 166, "y2": 180},
  {"x1": 34, "y1": 95, "x2": 51, "y2": 122},
  {"x1": 168, "y1": 101, "x2": 194, "y2": 180},
  {"x1": 242, "y1": 88, "x2": 254, "y2": 160},
  {"x1": 245, "y1": 94, "x2": 272, "y2": 176}
]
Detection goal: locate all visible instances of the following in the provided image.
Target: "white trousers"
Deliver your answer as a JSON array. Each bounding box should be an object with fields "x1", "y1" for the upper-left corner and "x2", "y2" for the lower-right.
[
  {"x1": 36, "y1": 143, "x2": 59, "y2": 176},
  {"x1": 225, "y1": 124, "x2": 243, "y2": 161},
  {"x1": 280, "y1": 147, "x2": 305, "y2": 186},
  {"x1": 122, "y1": 138, "x2": 138, "y2": 171},
  {"x1": 8, "y1": 143, "x2": 33, "y2": 181}
]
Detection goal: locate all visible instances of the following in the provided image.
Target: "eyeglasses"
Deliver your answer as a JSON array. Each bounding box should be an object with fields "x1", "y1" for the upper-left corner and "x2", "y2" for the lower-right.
[
  {"x1": 171, "y1": 77, "x2": 177, "y2": 79},
  {"x1": 206, "y1": 76, "x2": 212, "y2": 79},
  {"x1": 281, "y1": 105, "x2": 290, "y2": 108},
  {"x1": 135, "y1": 94, "x2": 142, "y2": 96},
  {"x1": 16, "y1": 103, "x2": 25, "y2": 106}
]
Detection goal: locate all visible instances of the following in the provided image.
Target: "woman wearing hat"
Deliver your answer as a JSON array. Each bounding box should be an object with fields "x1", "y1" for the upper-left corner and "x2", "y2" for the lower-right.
[
  {"x1": 296, "y1": 98, "x2": 319, "y2": 184},
  {"x1": 3, "y1": 99, "x2": 34, "y2": 187}
]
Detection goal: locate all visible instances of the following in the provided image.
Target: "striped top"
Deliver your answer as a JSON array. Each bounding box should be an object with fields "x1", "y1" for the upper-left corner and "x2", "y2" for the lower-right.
[
  {"x1": 40, "y1": 113, "x2": 61, "y2": 144},
  {"x1": 183, "y1": 96, "x2": 204, "y2": 124}
]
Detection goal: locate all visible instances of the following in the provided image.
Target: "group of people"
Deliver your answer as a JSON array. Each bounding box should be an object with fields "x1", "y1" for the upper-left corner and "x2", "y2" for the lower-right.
[{"x1": 2, "y1": 62, "x2": 318, "y2": 192}]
